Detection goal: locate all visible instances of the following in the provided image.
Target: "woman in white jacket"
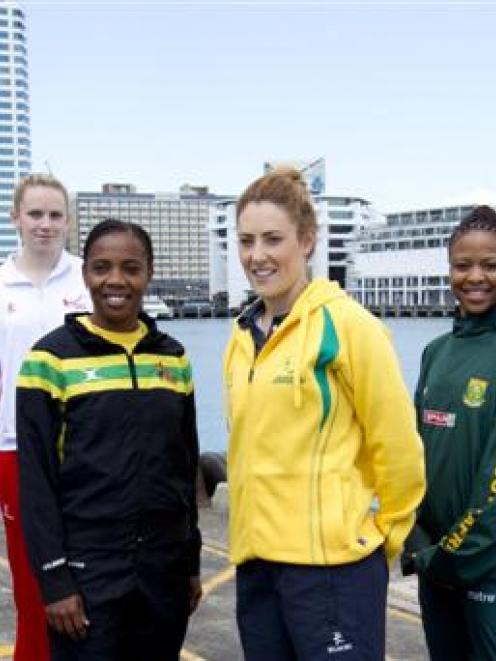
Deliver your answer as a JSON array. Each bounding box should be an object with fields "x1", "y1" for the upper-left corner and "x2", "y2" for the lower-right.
[{"x1": 0, "y1": 174, "x2": 90, "y2": 661}]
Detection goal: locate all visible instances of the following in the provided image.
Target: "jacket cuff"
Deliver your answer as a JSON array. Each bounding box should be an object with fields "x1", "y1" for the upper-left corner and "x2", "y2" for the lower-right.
[{"x1": 38, "y1": 564, "x2": 78, "y2": 605}]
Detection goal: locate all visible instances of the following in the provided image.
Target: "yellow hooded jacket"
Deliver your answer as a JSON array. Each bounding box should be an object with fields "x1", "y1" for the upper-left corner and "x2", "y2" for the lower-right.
[{"x1": 224, "y1": 278, "x2": 426, "y2": 567}]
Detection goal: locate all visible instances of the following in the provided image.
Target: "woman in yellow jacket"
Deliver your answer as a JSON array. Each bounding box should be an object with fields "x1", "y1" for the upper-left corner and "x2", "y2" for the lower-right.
[{"x1": 224, "y1": 167, "x2": 426, "y2": 660}]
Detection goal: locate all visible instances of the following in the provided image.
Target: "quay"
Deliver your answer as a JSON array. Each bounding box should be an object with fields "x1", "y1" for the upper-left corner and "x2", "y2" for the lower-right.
[{"x1": 0, "y1": 485, "x2": 428, "y2": 660}]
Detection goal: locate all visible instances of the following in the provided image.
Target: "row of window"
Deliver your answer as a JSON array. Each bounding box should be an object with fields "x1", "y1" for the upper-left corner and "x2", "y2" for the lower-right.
[
  {"x1": 0, "y1": 170, "x2": 28, "y2": 179},
  {"x1": 0, "y1": 43, "x2": 26, "y2": 54},
  {"x1": 0, "y1": 102, "x2": 29, "y2": 111},
  {"x1": 0, "y1": 9, "x2": 24, "y2": 17},
  {"x1": 0, "y1": 78, "x2": 28, "y2": 88},
  {"x1": 0, "y1": 136, "x2": 30, "y2": 145},
  {"x1": 0, "y1": 90, "x2": 28, "y2": 100},
  {"x1": 0, "y1": 125, "x2": 30, "y2": 134},
  {"x1": 357, "y1": 276, "x2": 450, "y2": 288}
]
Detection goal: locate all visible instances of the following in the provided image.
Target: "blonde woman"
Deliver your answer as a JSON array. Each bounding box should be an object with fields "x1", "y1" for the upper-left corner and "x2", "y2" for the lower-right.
[
  {"x1": 224, "y1": 168, "x2": 426, "y2": 660},
  {"x1": 0, "y1": 175, "x2": 90, "y2": 661}
]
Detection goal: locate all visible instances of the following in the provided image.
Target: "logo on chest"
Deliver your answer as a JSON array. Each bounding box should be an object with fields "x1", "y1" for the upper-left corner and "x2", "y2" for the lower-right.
[
  {"x1": 423, "y1": 410, "x2": 456, "y2": 428},
  {"x1": 463, "y1": 377, "x2": 488, "y2": 408},
  {"x1": 272, "y1": 357, "x2": 295, "y2": 385}
]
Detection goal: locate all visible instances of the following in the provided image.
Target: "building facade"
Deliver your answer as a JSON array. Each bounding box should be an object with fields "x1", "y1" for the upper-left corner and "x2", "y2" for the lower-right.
[
  {"x1": 209, "y1": 194, "x2": 376, "y2": 310},
  {"x1": 72, "y1": 184, "x2": 227, "y2": 298},
  {"x1": 0, "y1": 0, "x2": 30, "y2": 261},
  {"x1": 348, "y1": 205, "x2": 477, "y2": 310}
]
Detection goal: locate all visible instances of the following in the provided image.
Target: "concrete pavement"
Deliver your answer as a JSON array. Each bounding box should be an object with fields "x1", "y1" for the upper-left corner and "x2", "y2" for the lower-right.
[{"x1": 0, "y1": 490, "x2": 428, "y2": 660}]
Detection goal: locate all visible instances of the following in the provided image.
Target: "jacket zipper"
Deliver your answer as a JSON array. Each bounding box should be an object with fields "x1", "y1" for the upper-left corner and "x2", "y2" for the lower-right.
[{"x1": 126, "y1": 353, "x2": 138, "y2": 389}]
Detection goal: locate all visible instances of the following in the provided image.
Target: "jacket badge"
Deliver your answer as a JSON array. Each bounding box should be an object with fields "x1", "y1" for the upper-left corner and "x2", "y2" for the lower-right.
[
  {"x1": 7, "y1": 301, "x2": 15, "y2": 313},
  {"x1": 156, "y1": 362, "x2": 179, "y2": 383},
  {"x1": 423, "y1": 409, "x2": 456, "y2": 428},
  {"x1": 272, "y1": 357, "x2": 294, "y2": 385},
  {"x1": 463, "y1": 378, "x2": 488, "y2": 408}
]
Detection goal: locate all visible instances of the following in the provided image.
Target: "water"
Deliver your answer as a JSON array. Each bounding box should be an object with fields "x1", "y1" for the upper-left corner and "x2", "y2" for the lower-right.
[{"x1": 158, "y1": 317, "x2": 452, "y2": 452}]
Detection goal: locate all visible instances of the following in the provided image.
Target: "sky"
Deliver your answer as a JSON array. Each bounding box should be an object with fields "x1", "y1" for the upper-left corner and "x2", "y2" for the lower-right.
[{"x1": 20, "y1": 0, "x2": 496, "y2": 213}]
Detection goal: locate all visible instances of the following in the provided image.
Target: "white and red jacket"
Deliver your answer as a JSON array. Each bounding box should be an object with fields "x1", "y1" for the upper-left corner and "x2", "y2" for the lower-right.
[{"x1": 0, "y1": 250, "x2": 90, "y2": 452}]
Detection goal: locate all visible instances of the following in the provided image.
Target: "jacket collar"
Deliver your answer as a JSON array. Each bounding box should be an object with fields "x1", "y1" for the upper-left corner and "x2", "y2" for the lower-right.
[{"x1": 453, "y1": 306, "x2": 496, "y2": 337}]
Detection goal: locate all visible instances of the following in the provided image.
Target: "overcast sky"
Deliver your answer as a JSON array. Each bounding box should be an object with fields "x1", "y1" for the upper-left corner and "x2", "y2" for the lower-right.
[{"x1": 21, "y1": 0, "x2": 496, "y2": 212}]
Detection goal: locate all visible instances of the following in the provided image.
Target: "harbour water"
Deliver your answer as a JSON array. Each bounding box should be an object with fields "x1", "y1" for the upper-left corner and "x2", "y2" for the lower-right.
[{"x1": 159, "y1": 317, "x2": 452, "y2": 453}]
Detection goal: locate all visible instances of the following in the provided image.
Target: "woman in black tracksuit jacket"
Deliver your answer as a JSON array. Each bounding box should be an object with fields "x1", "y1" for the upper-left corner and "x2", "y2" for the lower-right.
[{"x1": 16, "y1": 219, "x2": 202, "y2": 661}]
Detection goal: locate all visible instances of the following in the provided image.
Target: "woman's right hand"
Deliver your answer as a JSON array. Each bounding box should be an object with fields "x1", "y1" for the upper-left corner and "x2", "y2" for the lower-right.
[{"x1": 46, "y1": 593, "x2": 90, "y2": 640}]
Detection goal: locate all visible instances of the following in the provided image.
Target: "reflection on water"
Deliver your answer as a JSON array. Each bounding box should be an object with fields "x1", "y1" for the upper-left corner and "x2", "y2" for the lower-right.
[{"x1": 159, "y1": 317, "x2": 452, "y2": 452}]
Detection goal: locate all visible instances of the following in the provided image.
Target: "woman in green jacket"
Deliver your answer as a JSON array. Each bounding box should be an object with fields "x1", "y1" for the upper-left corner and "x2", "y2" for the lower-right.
[
  {"x1": 224, "y1": 167, "x2": 425, "y2": 660},
  {"x1": 404, "y1": 205, "x2": 496, "y2": 660}
]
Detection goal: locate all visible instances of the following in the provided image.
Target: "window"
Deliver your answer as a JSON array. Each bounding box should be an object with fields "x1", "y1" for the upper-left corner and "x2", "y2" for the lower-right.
[
  {"x1": 13, "y1": 21, "x2": 25, "y2": 30},
  {"x1": 14, "y1": 45, "x2": 26, "y2": 54},
  {"x1": 14, "y1": 56, "x2": 27, "y2": 66},
  {"x1": 16, "y1": 113, "x2": 28, "y2": 122},
  {"x1": 0, "y1": 78, "x2": 11, "y2": 86},
  {"x1": 0, "y1": 20, "x2": 7, "y2": 27},
  {"x1": 13, "y1": 9, "x2": 25, "y2": 18},
  {"x1": 0, "y1": 136, "x2": 12, "y2": 143},
  {"x1": 0, "y1": 45, "x2": 9, "y2": 52},
  {"x1": 0, "y1": 181, "x2": 14, "y2": 189},
  {"x1": 17, "y1": 137, "x2": 30, "y2": 145},
  {"x1": 0, "y1": 113, "x2": 11, "y2": 121},
  {"x1": 0, "y1": 125, "x2": 12, "y2": 132},
  {"x1": 17, "y1": 148, "x2": 30, "y2": 157},
  {"x1": 0, "y1": 91, "x2": 10, "y2": 98},
  {"x1": 0, "y1": 32, "x2": 8, "y2": 39},
  {"x1": 15, "y1": 67, "x2": 27, "y2": 77},
  {"x1": 0, "y1": 148, "x2": 12, "y2": 154},
  {"x1": 18, "y1": 159, "x2": 29, "y2": 168},
  {"x1": 0, "y1": 102, "x2": 11, "y2": 109},
  {"x1": 0, "y1": 171, "x2": 14, "y2": 178},
  {"x1": 16, "y1": 125, "x2": 29, "y2": 134},
  {"x1": 13, "y1": 33, "x2": 25, "y2": 42},
  {"x1": 0, "y1": 159, "x2": 14, "y2": 166},
  {"x1": 15, "y1": 79, "x2": 27, "y2": 88},
  {"x1": 16, "y1": 102, "x2": 28, "y2": 111},
  {"x1": 0, "y1": 55, "x2": 8, "y2": 62}
]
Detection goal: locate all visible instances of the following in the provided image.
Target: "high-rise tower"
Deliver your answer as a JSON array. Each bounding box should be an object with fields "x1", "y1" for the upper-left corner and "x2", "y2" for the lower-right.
[{"x1": 0, "y1": 1, "x2": 30, "y2": 262}]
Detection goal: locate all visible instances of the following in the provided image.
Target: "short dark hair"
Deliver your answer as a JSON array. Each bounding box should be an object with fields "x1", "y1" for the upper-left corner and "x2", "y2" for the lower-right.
[
  {"x1": 449, "y1": 205, "x2": 496, "y2": 253},
  {"x1": 83, "y1": 218, "x2": 154, "y2": 267}
]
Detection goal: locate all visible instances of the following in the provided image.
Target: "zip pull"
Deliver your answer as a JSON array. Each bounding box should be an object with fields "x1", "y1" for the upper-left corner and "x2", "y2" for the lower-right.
[{"x1": 248, "y1": 367, "x2": 254, "y2": 382}]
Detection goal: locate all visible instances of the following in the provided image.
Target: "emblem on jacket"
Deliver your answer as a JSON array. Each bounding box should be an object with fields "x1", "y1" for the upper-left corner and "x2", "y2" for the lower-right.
[
  {"x1": 423, "y1": 409, "x2": 456, "y2": 428},
  {"x1": 63, "y1": 294, "x2": 87, "y2": 310},
  {"x1": 463, "y1": 377, "x2": 488, "y2": 408},
  {"x1": 7, "y1": 301, "x2": 15, "y2": 314},
  {"x1": 155, "y1": 362, "x2": 179, "y2": 383},
  {"x1": 273, "y1": 357, "x2": 294, "y2": 385}
]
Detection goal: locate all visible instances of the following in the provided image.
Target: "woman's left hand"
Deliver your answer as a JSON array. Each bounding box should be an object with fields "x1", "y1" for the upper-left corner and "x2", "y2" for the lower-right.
[{"x1": 188, "y1": 575, "x2": 202, "y2": 613}]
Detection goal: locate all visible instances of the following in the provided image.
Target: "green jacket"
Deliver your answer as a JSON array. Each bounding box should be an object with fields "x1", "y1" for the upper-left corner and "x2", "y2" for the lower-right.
[{"x1": 407, "y1": 307, "x2": 496, "y2": 587}]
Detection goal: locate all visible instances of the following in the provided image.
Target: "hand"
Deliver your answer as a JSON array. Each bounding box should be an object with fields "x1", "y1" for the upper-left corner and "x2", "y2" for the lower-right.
[
  {"x1": 189, "y1": 575, "x2": 202, "y2": 613},
  {"x1": 46, "y1": 593, "x2": 90, "y2": 640}
]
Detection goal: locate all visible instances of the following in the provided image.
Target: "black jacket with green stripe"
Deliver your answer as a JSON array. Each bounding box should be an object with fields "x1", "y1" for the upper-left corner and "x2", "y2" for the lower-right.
[
  {"x1": 403, "y1": 307, "x2": 496, "y2": 587},
  {"x1": 16, "y1": 312, "x2": 201, "y2": 606}
]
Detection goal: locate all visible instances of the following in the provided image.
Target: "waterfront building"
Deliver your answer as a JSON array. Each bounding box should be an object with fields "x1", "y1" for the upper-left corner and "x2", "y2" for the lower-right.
[
  {"x1": 72, "y1": 183, "x2": 230, "y2": 298},
  {"x1": 209, "y1": 193, "x2": 376, "y2": 310},
  {"x1": 348, "y1": 204, "x2": 479, "y2": 310},
  {"x1": 0, "y1": 0, "x2": 30, "y2": 262}
]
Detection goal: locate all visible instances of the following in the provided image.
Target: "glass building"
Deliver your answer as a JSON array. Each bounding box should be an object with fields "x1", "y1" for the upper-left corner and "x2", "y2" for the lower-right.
[{"x1": 0, "y1": 0, "x2": 30, "y2": 262}]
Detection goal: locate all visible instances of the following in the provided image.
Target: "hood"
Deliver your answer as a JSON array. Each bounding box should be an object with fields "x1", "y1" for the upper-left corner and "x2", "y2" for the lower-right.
[{"x1": 228, "y1": 278, "x2": 347, "y2": 409}]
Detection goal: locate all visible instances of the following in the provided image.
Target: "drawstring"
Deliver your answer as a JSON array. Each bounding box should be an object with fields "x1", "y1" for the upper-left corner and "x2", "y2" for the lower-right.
[{"x1": 293, "y1": 303, "x2": 310, "y2": 408}]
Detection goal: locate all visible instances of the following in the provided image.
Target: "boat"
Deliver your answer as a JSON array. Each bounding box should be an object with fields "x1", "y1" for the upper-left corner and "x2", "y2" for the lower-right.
[{"x1": 143, "y1": 295, "x2": 174, "y2": 320}]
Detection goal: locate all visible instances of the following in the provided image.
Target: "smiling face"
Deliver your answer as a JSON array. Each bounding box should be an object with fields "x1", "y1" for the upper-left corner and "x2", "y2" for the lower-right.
[
  {"x1": 12, "y1": 185, "x2": 69, "y2": 259},
  {"x1": 83, "y1": 230, "x2": 152, "y2": 332},
  {"x1": 449, "y1": 230, "x2": 496, "y2": 316},
  {"x1": 237, "y1": 201, "x2": 315, "y2": 315}
]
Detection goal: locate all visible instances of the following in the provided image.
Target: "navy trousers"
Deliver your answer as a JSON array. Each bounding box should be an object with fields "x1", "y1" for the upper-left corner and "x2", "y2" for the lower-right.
[
  {"x1": 236, "y1": 547, "x2": 388, "y2": 660},
  {"x1": 419, "y1": 575, "x2": 496, "y2": 661},
  {"x1": 49, "y1": 582, "x2": 190, "y2": 661}
]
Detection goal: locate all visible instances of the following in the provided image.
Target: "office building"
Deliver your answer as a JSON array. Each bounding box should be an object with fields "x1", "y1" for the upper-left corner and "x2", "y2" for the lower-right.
[
  {"x1": 0, "y1": 0, "x2": 30, "y2": 261},
  {"x1": 72, "y1": 183, "x2": 230, "y2": 298},
  {"x1": 348, "y1": 204, "x2": 479, "y2": 309}
]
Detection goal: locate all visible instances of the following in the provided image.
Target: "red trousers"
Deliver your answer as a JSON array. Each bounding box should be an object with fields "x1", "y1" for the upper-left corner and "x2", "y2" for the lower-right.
[{"x1": 0, "y1": 451, "x2": 49, "y2": 661}]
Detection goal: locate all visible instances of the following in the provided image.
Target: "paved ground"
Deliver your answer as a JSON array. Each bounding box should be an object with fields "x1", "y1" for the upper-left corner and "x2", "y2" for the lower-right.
[{"x1": 0, "y1": 487, "x2": 428, "y2": 660}]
